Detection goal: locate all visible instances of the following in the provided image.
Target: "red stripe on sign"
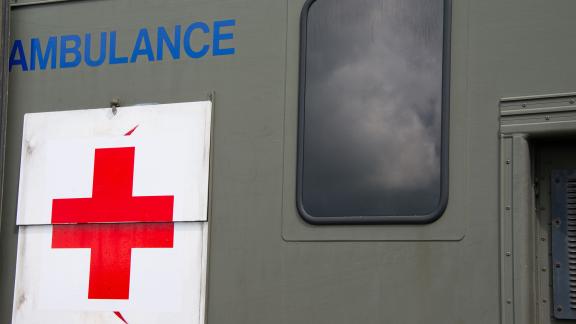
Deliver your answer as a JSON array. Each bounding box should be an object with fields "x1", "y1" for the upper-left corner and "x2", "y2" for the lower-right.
[
  {"x1": 124, "y1": 125, "x2": 138, "y2": 136},
  {"x1": 114, "y1": 311, "x2": 129, "y2": 323},
  {"x1": 52, "y1": 223, "x2": 174, "y2": 299}
]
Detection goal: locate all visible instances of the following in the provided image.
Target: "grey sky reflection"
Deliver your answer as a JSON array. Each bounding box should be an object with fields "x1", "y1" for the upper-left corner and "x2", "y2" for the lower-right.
[{"x1": 302, "y1": 0, "x2": 444, "y2": 217}]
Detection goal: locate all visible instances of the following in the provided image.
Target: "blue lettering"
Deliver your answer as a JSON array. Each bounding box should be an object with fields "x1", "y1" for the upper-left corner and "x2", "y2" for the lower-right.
[
  {"x1": 30, "y1": 37, "x2": 57, "y2": 71},
  {"x1": 109, "y1": 31, "x2": 128, "y2": 65},
  {"x1": 9, "y1": 19, "x2": 237, "y2": 73},
  {"x1": 157, "y1": 25, "x2": 181, "y2": 60},
  {"x1": 85, "y1": 32, "x2": 107, "y2": 67},
  {"x1": 213, "y1": 19, "x2": 235, "y2": 56},
  {"x1": 9, "y1": 40, "x2": 28, "y2": 72},
  {"x1": 184, "y1": 22, "x2": 209, "y2": 59},
  {"x1": 130, "y1": 28, "x2": 155, "y2": 63},
  {"x1": 60, "y1": 35, "x2": 82, "y2": 69}
]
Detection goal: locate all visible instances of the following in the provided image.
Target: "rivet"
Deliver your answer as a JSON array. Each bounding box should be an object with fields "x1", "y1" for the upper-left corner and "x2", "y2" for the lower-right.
[{"x1": 555, "y1": 218, "x2": 561, "y2": 226}]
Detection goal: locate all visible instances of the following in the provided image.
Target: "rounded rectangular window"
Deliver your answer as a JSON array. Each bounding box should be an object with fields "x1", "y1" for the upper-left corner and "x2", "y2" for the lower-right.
[{"x1": 298, "y1": 0, "x2": 450, "y2": 224}]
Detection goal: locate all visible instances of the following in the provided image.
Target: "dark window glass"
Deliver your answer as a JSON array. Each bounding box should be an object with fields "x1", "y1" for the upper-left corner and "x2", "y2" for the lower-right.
[{"x1": 298, "y1": 0, "x2": 449, "y2": 223}]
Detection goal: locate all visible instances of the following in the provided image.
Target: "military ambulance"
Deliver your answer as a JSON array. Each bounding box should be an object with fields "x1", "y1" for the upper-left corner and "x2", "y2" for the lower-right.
[{"x1": 1, "y1": 0, "x2": 576, "y2": 323}]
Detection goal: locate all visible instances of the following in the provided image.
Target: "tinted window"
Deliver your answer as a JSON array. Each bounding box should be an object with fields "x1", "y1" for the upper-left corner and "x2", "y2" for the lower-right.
[{"x1": 298, "y1": 0, "x2": 449, "y2": 223}]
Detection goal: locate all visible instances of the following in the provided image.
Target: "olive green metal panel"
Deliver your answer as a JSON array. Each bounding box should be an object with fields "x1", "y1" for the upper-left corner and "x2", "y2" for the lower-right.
[
  {"x1": 1, "y1": 0, "x2": 576, "y2": 323},
  {"x1": 0, "y1": 0, "x2": 288, "y2": 322},
  {"x1": 0, "y1": 0, "x2": 8, "y2": 234},
  {"x1": 499, "y1": 134, "x2": 536, "y2": 324}
]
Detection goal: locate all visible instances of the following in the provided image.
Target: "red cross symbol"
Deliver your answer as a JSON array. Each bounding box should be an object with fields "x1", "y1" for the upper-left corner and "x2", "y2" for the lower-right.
[{"x1": 51, "y1": 147, "x2": 174, "y2": 300}]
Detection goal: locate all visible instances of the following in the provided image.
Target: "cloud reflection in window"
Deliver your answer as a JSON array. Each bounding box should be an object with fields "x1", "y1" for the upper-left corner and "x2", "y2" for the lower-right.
[{"x1": 301, "y1": 0, "x2": 445, "y2": 217}]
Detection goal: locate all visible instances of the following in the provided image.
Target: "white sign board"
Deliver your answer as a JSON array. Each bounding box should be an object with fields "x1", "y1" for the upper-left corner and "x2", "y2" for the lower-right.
[
  {"x1": 12, "y1": 102, "x2": 211, "y2": 324},
  {"x1": 17, "y1": 102, "x2": 211, "y2": 225}
]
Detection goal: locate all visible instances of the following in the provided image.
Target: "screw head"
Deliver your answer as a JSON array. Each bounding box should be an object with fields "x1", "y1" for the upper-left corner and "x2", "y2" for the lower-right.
[{"x1": 110, "y1": 98, "x2": 120, "y2": 107}]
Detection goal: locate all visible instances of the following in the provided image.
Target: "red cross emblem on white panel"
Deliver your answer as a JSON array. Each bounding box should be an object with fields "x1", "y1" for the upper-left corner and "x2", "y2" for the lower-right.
[{"x1": 12, "y1": 102, "x2": 211, "y2": 324}]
